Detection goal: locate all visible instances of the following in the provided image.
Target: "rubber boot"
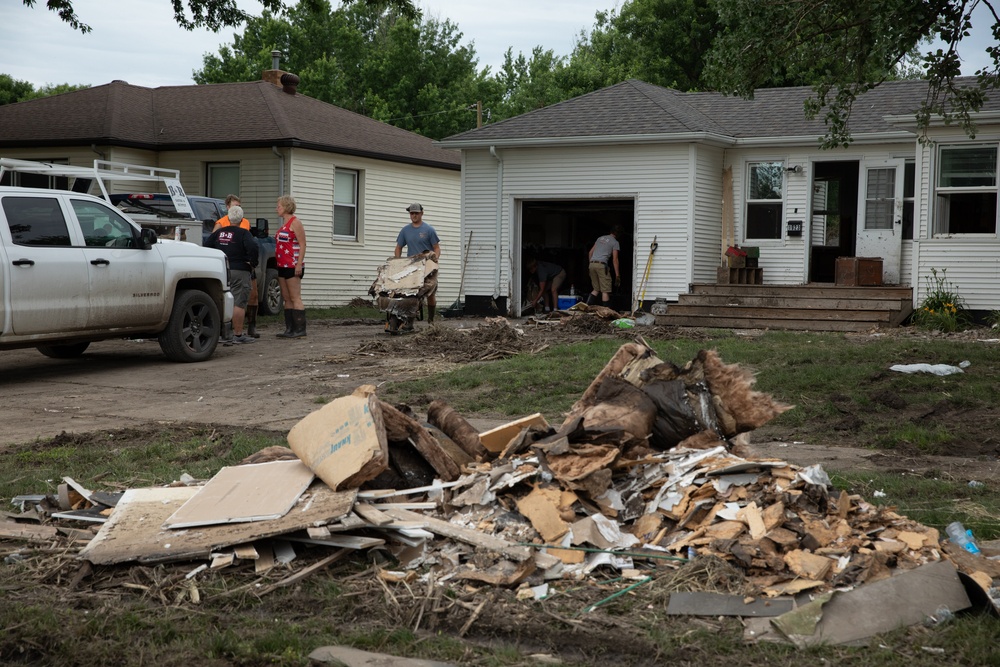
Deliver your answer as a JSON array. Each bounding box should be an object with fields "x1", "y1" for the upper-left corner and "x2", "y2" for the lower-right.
[
  {"x1": 246, "y1": 305, "x2": 259, "y2": 338},
  {"x1": 427, "y1": 304, "x2": 436, "y2": 324},
  {"x1": 289, "y1": 309, "x2": 307, "y2": 338},
  {"x1": 276, "y1": 309, "x2": 294, "y2": 338},
  {"x1": 586, "y1": 292, "x2": 598, "y2": 306}
]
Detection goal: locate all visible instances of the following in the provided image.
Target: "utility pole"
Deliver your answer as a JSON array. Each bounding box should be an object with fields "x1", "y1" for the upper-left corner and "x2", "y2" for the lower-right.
[{"x1": 477, "y1": 101, "x2": 482, "y2": 128}]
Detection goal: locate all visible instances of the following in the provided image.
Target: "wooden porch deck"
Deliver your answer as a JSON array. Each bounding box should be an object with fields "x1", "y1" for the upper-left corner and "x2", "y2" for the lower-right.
[{"x1": 654, "y1": 283, "x2": 914, "y2": 332}]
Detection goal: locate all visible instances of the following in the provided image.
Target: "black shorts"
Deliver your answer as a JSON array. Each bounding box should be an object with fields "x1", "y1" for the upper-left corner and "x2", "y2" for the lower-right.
[{"x1": 278, "y1": 266, "x2": 304, "y2": 279}]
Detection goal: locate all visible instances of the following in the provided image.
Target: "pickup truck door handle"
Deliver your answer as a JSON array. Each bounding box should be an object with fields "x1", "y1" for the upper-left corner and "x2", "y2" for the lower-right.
[
  {"x1": 90, "y1": 258, "x2": 110, "y2": 266},
  {"x1": 12, "y1": 259, "x2": 35, "y2": 266}
]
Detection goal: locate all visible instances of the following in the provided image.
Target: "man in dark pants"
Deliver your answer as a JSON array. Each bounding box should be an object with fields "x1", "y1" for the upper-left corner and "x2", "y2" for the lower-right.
[{"x1": 206, "y1": 206, "x2": 259, "y2": 344}]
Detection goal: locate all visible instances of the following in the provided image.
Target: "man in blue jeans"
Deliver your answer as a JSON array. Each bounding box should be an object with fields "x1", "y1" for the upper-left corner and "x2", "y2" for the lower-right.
[{"x1": 395, "y1": 203, "x2": 441, "y2": 324}]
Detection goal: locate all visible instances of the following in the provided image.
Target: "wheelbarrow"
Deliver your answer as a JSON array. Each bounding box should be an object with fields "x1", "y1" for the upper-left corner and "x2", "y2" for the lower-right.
[{"x1": 368, "y1": 252, "x2": 439, "y2": 335}]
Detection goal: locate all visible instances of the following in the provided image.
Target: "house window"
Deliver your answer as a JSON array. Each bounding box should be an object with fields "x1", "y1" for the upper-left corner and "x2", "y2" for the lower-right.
[
  {"x1": 207, "y1": 163, "x2": 240, "y2": 201},
  {"x1": 333, "y1": 169, "x2": 359, "y2": 239},
  {"x1": 863, "y1": 167, "x2": 896, "y2": 230},
  {"x1": 745, "y1": 161, "x2": 783, "y2": 240},
  {"x1": 0, "y1": 158, "x2": 69, "y2": 190},
  {"x1": 934, "y1": 145, "x2": 998, "y2": 235}
]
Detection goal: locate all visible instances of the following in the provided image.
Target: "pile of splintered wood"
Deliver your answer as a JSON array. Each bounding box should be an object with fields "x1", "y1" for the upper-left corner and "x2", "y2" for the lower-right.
[{"x1": 3, "y1": 341, "x2": 964, "y2": 601}]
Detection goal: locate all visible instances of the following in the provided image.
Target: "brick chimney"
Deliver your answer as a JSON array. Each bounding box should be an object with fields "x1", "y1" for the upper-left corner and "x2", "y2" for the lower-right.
[{"x1": 261, "y1": 49, "x2": 285, "y2": 87}]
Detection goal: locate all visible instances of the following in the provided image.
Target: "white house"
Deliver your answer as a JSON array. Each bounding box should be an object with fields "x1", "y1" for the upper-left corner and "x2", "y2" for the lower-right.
[
  {"x1": 438, "y1": 79, "x2": 1000, "y2": 317},
  {"x1": 0, "y1": 70, "x2": 462, "y2": 308}
]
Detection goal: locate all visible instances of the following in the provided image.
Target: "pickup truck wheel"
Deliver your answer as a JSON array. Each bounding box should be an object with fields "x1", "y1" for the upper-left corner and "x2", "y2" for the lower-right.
[
  {"x1": 158, "y1": 289, "x2": 220, "y2": 362},
  {"x1": 37, "y1": 342, "x2": 91, "y2": 359},
  {"x1": 259, "y1": 268, "x2": 283, "y2": 316}
]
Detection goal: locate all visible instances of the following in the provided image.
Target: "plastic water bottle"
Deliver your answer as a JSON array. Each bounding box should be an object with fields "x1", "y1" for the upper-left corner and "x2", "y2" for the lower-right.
[
  {"x1": 946, "y1": 521, "x2": 981, "y2": 554},
  {"x1": 569, "y1": 285, "x2": 576, "y2": 297}
]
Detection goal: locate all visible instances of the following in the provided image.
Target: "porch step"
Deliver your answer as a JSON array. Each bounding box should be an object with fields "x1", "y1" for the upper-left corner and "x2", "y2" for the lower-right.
[{"x1": 655, "y1": 283, "x2": 913, "y2": 332}]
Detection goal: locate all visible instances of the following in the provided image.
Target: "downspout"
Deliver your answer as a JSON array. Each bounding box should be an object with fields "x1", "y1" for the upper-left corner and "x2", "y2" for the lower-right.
[
  {"x1": 272, "y1": 146, "x2": 284, "y2": 195},
  {"x1": 90, "y1": 144, "x2": 105, "y2": 161},
  {"x1": 489, "y1": 145, "x2": 502, "y2": 298}
]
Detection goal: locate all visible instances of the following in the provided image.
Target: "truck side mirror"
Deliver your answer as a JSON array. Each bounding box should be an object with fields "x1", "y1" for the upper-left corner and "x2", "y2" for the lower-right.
[
  {"x1": 139, "y1": 227, "x2": 157, "y2": 249},
  {"x1": 255, "y1": 218, "x2": 270, "y2": 237}
]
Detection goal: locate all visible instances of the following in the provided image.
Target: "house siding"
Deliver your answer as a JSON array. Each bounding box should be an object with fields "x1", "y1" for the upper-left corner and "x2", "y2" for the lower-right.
[
  {"x1": 911, "y1": 124, "x2": 1000, "y2": 310},
  {"x1": 726, "y1": 146, "x2": 916, "y2": 286},
  {"x1": 463, "y1": 143, "x2": 695, "y2": 307},
  {"x1": 461, "y1": 149, "x2": 503, "y2": 299},
  {"x1": 284, "y1": 148, "x2": 461, "y2": 307},
  {"x1": 692, "y1": 145, "x2": 725, "y2": 284}
]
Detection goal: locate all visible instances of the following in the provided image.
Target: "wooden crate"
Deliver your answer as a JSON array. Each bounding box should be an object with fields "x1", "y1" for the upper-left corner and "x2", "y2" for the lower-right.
[
  {"x1": 835, "y1": 257, "x2": 883, "y2": 286},
  {"x1": 717, "y1": 267, "x2": 763, "y2": 285}
]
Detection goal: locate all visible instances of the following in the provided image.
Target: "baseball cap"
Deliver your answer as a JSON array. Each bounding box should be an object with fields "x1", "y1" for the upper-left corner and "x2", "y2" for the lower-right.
[
  {"x1": 228, "y1": 205, "x2": 244, "y2": 223},
  {"x1": 406, "y1": 203, "x2": 423, "y2": 213}
]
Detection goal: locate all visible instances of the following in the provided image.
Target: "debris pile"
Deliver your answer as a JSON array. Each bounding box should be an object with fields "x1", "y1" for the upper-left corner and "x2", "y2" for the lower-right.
[
  {"x1": 357, "y1": 317, "x2": 545, "y2": 361},
  {"x1": 4, "y1": 340, "x2": 995, "y2": 645}
]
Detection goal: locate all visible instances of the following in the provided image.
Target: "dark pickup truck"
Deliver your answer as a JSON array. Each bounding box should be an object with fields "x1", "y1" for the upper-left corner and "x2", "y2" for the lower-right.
[{"x1": 110, "y1": 194, "x2": 282, "y2": 316}]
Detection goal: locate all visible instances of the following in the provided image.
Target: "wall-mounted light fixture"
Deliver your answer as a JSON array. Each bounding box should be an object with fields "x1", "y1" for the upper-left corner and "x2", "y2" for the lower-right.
[{"x1": 786, "y1": 165, "x2": 803, "y2": 174}]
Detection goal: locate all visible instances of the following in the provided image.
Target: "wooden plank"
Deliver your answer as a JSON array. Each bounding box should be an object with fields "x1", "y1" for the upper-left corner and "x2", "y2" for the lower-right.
[
  {"x1": 678, "y1": 295, "x2": 910, "y2": 310},
  {"x1": 79, "y1": 483, "x2": 357, "y2": 565},
  {"x1": 378, "y1": 399, "x2": 461, "y2": 481},
  {"x1": 255, "y1": 543, "x2": 275, "y2": 573},
  {"x1": 687, "y1": 284, "x2": 913, "y2": 299},
  {"x1": 353, "y1": 502, "x2": 393, "y2": 526},
  {"x1": 285, "y1": 533, "x2": 385, "y2": 549},
  {"x1": 381, "y1": 507, "x2": 532, "y2": 562},
  {"x1": 479, "y1": 413, "x2": 549, "y2": 453},
  {"x1": 655, "y1": 315, "x2": 882, "y2": 332},
  {"x1": 664, "y1": 305, "x2": 892, "y2": 322},
  {"x1": 0, "y1": 520, "x2": 59, "y2": 541}
]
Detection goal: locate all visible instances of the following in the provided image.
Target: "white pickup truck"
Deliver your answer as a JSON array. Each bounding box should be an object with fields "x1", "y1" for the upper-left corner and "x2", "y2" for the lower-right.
[{"x1": 0, "y1": 185, "x2": 234, "y2": 362}]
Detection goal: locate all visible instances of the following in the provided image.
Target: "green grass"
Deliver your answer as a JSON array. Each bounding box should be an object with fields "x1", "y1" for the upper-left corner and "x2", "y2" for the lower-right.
[
  {"x1": 4, "y1": 426, "x2": 286, "y2": 499},
  {"x1": 4, "y1": 327, "x2": 1000, "y2": 666},
  {"x1": 379, "y1": 330, "x2": 999, "y2": 456}
]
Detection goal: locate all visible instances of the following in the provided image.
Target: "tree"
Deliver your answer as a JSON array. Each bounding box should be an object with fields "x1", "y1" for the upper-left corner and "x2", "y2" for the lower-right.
[
  {"x1": 195, "y1": 2, "x2": 487, "y2": 139},
  {"x1": 20, "y1": 0, "x2": 416, "y2": 33},
  {"x1": 704, "y1": 0, "x2": 1000, "y2": 147},
  {"x1": 565, "y1": 0, "x2": 719, "y2": 92},
  {"x1": 0, "y1": 74, "x2": 89, "y2": 105}
]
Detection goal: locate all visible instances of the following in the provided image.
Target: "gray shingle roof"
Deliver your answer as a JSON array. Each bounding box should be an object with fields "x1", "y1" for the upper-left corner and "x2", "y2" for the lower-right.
[
  {"x1": 442, "y1": 78, "x2": 1000, "y2": 145},
  {"x1": 0, "y1": 80, "x2": 460, "y2": 170}
]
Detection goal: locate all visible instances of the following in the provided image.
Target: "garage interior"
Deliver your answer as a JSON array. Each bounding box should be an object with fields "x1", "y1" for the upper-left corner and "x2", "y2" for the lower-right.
[{"x1": 520, "y1": 199, "x2": 635, "y2": 315}]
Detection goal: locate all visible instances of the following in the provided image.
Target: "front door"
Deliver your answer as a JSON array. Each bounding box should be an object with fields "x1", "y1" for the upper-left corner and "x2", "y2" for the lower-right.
[{"x1": 856, "y1": 159, "x2": 904, "y2": 284}]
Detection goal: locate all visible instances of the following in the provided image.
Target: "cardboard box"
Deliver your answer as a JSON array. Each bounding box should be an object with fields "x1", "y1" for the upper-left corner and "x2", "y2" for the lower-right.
[
  {"x1": 835, "y1": 257, "x2": 883, "y2": 286},
  {"x1": 288, "y1": 393, "x2": 388, "y2": 490}
]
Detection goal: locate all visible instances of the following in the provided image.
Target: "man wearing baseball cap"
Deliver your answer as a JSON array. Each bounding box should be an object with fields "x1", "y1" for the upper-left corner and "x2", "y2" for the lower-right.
[{"x1": 395, "y1": 203, "x2": 441, "y2": 323}]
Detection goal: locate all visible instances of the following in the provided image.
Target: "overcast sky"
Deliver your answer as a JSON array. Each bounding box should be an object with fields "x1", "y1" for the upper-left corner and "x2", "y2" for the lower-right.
[{"x1": 0, "y1": 0, "x2": 992, "y2": 89}]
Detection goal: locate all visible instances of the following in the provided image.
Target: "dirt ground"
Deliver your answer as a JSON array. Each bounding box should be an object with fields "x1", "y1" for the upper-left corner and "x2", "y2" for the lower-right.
[
  {"x1": 2, "y1": 312, "x2": 998, "y2": 483},
  {"x1": 4, "y1": 314, "x2": 1000, "y2": 666}
]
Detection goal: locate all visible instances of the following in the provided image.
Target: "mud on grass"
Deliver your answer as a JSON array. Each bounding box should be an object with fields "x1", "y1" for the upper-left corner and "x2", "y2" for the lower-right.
[{"x1": 4, "y1": 545, "x2": 987, "y2": 667}]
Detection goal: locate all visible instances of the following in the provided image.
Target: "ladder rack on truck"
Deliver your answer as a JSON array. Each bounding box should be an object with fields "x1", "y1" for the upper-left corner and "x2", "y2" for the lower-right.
[{"x1": 0, "y1": 158, "x2": 201, "y2": 243}]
